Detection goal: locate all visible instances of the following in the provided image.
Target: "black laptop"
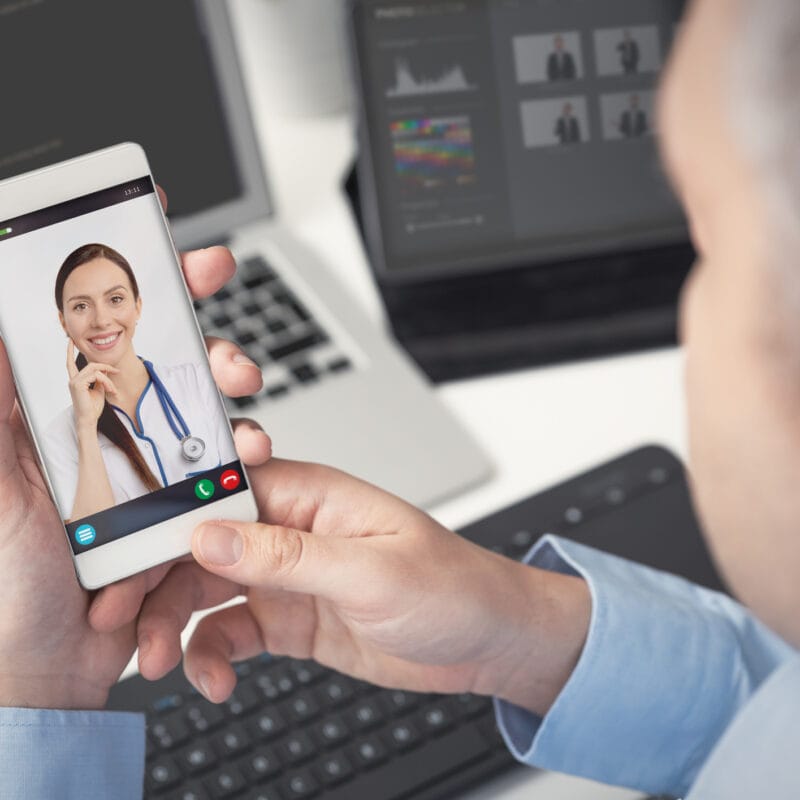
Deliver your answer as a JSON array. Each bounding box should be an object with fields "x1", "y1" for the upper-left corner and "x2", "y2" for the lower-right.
[{"x1": 349, "y1": 0, "x2": 691, "y2": 381}]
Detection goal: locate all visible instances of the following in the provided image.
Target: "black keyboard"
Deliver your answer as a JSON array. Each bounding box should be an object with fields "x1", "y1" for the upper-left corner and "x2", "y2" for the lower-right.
[
  {"x1": 193, "y1": 255, "x2": 354, "y2": 411},
  {"x1": 109, "y1": 446, "x2": 719, "y2": 799}
]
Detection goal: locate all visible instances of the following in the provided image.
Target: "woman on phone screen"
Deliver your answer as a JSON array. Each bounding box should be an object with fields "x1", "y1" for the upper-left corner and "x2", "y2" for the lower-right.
[{"x1": 44, "y1": 243, "x2": 236, "y2": 522}]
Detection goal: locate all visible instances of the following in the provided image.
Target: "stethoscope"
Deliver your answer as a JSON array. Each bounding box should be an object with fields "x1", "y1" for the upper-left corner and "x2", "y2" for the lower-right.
[{"x1": 143, "y1": 360, "x2": 206, "y2": 462}]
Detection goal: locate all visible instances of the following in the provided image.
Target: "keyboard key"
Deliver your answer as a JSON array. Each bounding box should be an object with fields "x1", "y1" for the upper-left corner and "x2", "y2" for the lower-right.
[
  {"x1": 205, "y1": 766, "x2": 246, "y2": 798},
  {"x1": 249, "y1": 708, "x2": 287, "y2": 740},
  {"x1": 255, "y1": 673, "x2": 281, "y2": 700},
  {"x1": 316, "y1": 715, "x2": 350, "y2": 745},
  {"x1": 268, "y1": 332, "x2": 326, "y2": 362},
  {"x1": 152, "y1": 693, "x2": 184, "y2": 714},
  {"x1": 150, "y1": 715, "x2": 190, "y2": 749},
  {"x1": 327, "y1": 358, "x2": 351, "y2": 373},
  {"x1": 349, "y1": 698, "x2": 384, "y2": 730},
  {"x1": 185, "y1": 703, "x2": 225, "y2": 734},
  {"x1": 267, "y1": 319, "x2": 287, "y2": 334},
  {"x1": 225, "y1": 684, "x2": 259, "y2": 717},
  {"x1": 351, "y1": 736, "x2": 388, "y2": 769},
  {"x1": 421, "y1": 702, "x2": 455, "y2": 734},
  {"x1": 216, "y1": 723, "x2": 250, "y2": 757},
  {"x1": 291, "y1": 363, "x2": 318, "y2": 384},
  {"x1": 387, "y1": 719, "x2": 421, "y2": 751},
  {"x1": 285, "y1": 690, "x2": 321, "y2": 723},
  {"x1": 241, "y1": 746, "x2": 282, "y2": 782},
  {"x1": 212, "y1": 312, "x2": 232, "y2": 328},
  {"x1": 510, "y1": 530, "x2": 534, "y2": 550},
  {"x1": 280, "y1": 731, "x2": 316, "y2": 764},
  {"x1": 268, "y1": 666, "x2": 297, "y2": 696},
  {"x1": 282, "y1": 769, "x2": 320, "y2": 799},
  {"x1": 381, "y1": 689, "x2": 421, "y2": 715},
  {"x1": 319, "y1": 676, "x2": 356, "y2": 707},
  {"x1": 453, "y1": 693, "x2": 490, "y2": 718},
  {"x1": 232, "y1": 396, "x2": 257, "y2": 409},
  {"x1": 147, "y1": 756, "x2": 181, "y2": 791},
  {"x1": 266, "y1": 384, "x2": 290, "y2": 398},
  {"x1": 316, "y1": 751, "x2": 354, "y2": 786},
  {"x1": 180, "y1": 741, "x2": 218, "y2": 774},
  {"x1": 291, "y1": 660, "x2": 326, "y2": 685}
]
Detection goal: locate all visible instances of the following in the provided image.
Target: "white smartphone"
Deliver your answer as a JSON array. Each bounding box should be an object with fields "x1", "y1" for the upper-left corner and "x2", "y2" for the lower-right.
[{"x1": 0, "y1": 143, "x2": 257, "y2": 589}]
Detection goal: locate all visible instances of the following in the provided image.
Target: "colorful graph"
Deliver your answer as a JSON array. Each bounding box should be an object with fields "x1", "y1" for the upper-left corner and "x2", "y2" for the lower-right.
[{"x1": 390, "y1": 116, "x2": 476, "y2": 191}]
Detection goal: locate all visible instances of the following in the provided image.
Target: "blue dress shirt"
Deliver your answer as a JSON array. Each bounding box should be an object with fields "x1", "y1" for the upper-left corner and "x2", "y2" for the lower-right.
[
  {"x1": 0, "y1": 535, "x2": 796, "y2": 798},
  {"x1": 496, "y1": 536, "x2": 798, "y2": 798}
]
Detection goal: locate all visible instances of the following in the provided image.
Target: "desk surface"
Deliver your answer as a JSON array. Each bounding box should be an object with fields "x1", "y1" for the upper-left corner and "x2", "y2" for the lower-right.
[{"x1": 132, "y1": 3, "x2": 689, "y2": 797}]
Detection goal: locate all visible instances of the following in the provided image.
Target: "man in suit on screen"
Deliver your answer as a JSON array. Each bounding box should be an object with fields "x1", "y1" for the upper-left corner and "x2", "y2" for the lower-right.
[
  {"x1": 555, "y1": 102, "x2": 582, "y2": 145},
  {"x1": 547, "y1": 34, "x2": 578, "y2": 81}
]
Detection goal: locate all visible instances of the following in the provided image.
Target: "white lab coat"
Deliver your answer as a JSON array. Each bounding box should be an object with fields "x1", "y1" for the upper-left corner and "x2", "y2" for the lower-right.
[{"x1": 43, "y1": 362, "x2": 237, "y2": 519}]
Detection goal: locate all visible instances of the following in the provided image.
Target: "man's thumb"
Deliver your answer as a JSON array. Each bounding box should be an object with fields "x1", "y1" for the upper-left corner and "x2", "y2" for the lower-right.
[{"x1": 192, "y1": 520, "x2": 349, "y2": 600}]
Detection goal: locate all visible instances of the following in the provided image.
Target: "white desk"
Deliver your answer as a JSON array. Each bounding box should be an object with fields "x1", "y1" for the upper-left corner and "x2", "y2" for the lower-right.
[{"x1": 173, "y1": 3, "x2": 691, "y2": 797}]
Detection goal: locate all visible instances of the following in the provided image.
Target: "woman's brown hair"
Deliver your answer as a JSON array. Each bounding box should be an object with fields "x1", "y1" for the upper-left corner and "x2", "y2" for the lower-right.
[{"x1": 55, "y1": 244, "x2": 161, "y2": 492}]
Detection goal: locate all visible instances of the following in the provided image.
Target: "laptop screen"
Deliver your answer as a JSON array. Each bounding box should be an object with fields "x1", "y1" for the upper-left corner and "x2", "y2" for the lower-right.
[
  {"x1": 353, "y1": 0, "x2": 688, "y2": 279},
  {"x1": 0, "y1": 0, "x2": 268, "y2": 245}
]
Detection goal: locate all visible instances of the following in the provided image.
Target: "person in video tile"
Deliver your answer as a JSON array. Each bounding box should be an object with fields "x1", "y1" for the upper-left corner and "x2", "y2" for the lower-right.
[
  {"x1": 617, "y1": 94, "x2": 649, "y2": 138},
  {"x1": 44, "y1": 243, "x2": 236, "y2": 522},
  {"x1": 555, "y1": 102, "x2": 582, "y2": 145},
  {"x1": 547, "y1": 34, "x2": 577, "y2": 81},
  {"x1": 617, "y1": 29, "x2": 641, "y2": 74}
]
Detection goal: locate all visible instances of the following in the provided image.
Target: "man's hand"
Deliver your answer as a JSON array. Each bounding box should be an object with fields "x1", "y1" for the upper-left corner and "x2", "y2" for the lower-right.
[
  {"x1": 109, "y1": 459, "x2": 592, "y2": 718},
  {"x1": 0, "y1": 188, "x2": 271, "y2": 711}
]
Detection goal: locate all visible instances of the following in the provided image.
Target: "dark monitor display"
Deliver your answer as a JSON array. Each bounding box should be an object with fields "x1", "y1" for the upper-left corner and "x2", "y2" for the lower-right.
[
  {"x1": 353, "y1": 0, "x2": 687, "y2": 280},
  {"x1": 0, "y1": 0, "x2": 240, "y2": 222}
]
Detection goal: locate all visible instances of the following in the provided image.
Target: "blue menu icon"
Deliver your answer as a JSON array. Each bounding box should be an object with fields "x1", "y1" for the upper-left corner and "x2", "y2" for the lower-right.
[{"x1": 75, "y1": 524, "x2": 96, "y2": 546}]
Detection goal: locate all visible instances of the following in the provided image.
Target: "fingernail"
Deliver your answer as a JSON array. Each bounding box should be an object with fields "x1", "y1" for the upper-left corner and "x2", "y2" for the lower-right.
[
  {"x1": 198, "y1": 524, "x2": 243, "y2": 566},
  {"x1": 198, "y1": 671, "x2": 214, "y2": 701},
  {"x1": 232, "y1": 353, "x2": 258, "y2": 367},
  {"x1": 139, "y1": 634, "x2": 151, "y2": 658}
]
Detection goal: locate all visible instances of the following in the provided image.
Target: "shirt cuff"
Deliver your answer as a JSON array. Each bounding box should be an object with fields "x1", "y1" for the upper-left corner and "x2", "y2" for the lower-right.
[
  {"x1": 494, "y1": 535, "x2": 793, "y2": 798},
  {"x1": 0, "y1": 707, "x2": 145, "y2": 800}
]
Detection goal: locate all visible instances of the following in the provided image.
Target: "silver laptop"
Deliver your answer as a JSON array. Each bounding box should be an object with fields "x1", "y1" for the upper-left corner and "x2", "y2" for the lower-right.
[{"x1": 176, "y1": 1, "x2": 492, "y2": 506}]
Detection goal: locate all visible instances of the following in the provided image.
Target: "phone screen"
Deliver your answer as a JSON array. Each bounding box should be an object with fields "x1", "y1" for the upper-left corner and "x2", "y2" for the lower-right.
[{"x1": 0, "y1": 176, "x2": 248, "y2": 554}]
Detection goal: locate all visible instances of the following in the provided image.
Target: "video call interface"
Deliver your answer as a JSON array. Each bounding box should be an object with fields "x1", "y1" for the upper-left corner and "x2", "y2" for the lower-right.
[
  {"x1": 0, "y1": 0, "x2": 240, "y2": 221},
  {"x1": 0, "y1": 179, "x2": 248, "y2": 555},
  {"x1": 356, "y1": 0, "x2": 687, "y2": 275}
]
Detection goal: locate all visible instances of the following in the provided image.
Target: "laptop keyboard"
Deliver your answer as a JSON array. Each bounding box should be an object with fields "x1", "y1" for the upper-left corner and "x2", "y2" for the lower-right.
[
  {"x1": 193, "y1": 255, "x2": 353, "y2": 410},
  {"x1": 108, "y1": 447, "x2": 693, "y2": 800}
]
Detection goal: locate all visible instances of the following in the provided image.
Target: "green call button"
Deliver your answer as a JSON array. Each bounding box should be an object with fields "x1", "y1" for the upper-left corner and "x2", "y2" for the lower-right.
[{"x1": 194, "y1": 479, "x2": 215, "y2": 501}]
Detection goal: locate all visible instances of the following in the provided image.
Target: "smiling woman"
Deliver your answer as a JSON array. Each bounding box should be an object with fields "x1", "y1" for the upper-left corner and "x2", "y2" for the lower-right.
[{"x1": 43, "y1": 243, "x2": 237, "y2": 522}]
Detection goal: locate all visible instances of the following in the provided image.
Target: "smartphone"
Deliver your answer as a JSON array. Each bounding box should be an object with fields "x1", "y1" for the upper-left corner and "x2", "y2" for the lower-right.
[{"x1": 0, "y1": 143, "x2": 258, "y2": 589}]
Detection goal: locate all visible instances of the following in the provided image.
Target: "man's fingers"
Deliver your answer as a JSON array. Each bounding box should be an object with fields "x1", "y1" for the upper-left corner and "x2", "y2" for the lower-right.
[
  {"x1": 184, "y1": 603, "x2": 265, "y2": 702},
  {"x1": 89, "y1": 560, "x2": 176, "y2": 633},
  {"x1": 157, "y1": 184, "x2": 168, "y2": 213},
  {"x1": 232, "y1": 418, "x2": 272, "y2": 467},
  {"x1": 192, "y1": 519, "x2": 371, "y2": 602},
  {"x1": 206, "y1": 336, "x2": 263, "y2": 398},
  {"x1": 182, "y1": 247, "x2": 236, "y2": 299},
  {"x1": 137, "y1": 563, "x2": 242, "y2": 681}
]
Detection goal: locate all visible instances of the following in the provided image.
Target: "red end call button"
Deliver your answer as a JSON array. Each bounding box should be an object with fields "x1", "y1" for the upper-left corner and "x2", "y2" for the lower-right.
[{"x1": 220, "y1": 470, "x2": 241, "y2": 491}]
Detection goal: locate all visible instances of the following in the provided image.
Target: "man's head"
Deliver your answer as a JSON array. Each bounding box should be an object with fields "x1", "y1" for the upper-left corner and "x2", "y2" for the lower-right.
[
  {"x1": 563, "y1": 102, "x2": 573, "y2": 117},
  {"x1": 630, "y1": 93, "x2": 640, "y2": 110},
  {"x1": 659, "y1": 0, "x2": 800, "y2": 645},
  {"x1": 554, "y1": 34, "x2": 564, "y2": 52}
]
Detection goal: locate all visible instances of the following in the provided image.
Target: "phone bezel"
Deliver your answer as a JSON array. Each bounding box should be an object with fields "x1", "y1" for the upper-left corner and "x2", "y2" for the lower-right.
[{"x1": 0, "y1": 143, "x2": 258, "y2": 589}]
